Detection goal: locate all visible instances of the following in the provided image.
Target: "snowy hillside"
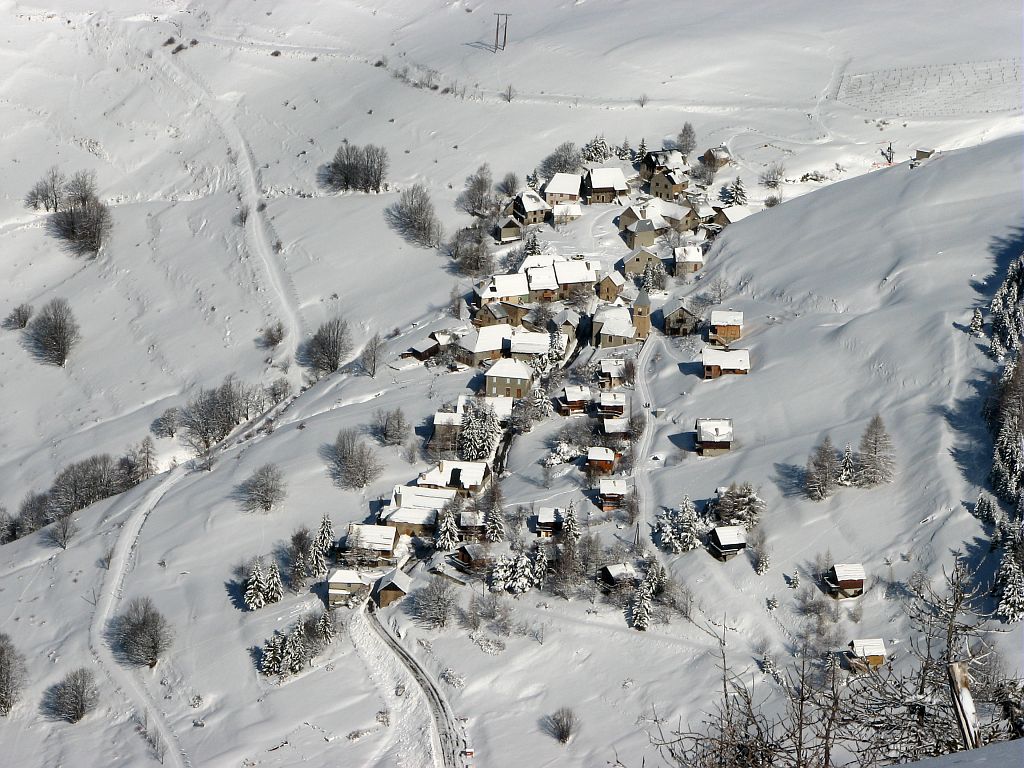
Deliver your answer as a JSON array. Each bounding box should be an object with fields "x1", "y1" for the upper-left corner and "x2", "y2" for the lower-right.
[{"x1": 0, "y1": 0, "x2": 1022, "y2": 766}]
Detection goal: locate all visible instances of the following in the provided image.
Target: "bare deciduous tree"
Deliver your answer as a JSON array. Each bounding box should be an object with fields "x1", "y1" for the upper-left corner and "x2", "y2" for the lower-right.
[
  {"x1": 539, "y1": 142, "x2": 582, "y2": 180},
  {"x1": 307, "y1": 316, "x2": 352, "y2": 375},
  {"x1": 386, "y1": 183, "x2": 443, "y2": 247},
  {"x1": 113, "y1": 597, "x2": 173, "y2": 667},
  {"x1": 361, "y1": 333, "x2": 386, "y2": 377},
  {"x1": 151, "y1": 407, "x2": 179, "y2": 438},
  {"x1": 45, "y1": 668, "x2": 99, "y2": 722},
  {"x1": 458, "y1": 163, "x2": 495, "y2": 215},
  {"x1": 260, "y1": 320, "x2": 285, "y2": 348},
  {"x1": 0, "y1": 633, "x2": 28, "y2": 715},
  {"x1": 240, "y1": 463, "x2": 286, "y2": 512},
  {"x1": 759, "y1": 161, "x2": 785, "y2": 189},
  {"x1": 49, "y1": 513, "x2": 78, "y2": 550},
  {"x1": 503, "y1": 84, "x2": 516, "y2": 103},
  {"x1": 544, "y1": 706, "x2": 580, "y2": 743},
  {"x1": 4, "y1": 303, "x2": 33, "y2": 330},
  {"x1": 28, "y1": 297, "x2": 80, "y2": 367},
  {"x1": 496, "y1": 171, "x2": 520, "y2": 197},
  {"x1": 410, "y1": 577, "x2": 458, "y2": 628},
  {"x1": 676, "y1": 122, "x2": 697, "y2": 158}
]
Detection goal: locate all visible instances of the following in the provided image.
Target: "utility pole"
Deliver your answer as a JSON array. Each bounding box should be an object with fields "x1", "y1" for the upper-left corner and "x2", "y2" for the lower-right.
[{"x1": 493, "y1": 13, "x2": 510, "y2": 52}]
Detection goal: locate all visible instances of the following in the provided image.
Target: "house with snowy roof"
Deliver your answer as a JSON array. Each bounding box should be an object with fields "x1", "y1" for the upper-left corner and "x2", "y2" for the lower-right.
[
  {"x1": 484, "y1": 358, "x2": 533, "y2": 398},
  {"x1": 536, "y1": 507, "x2": 564, "y2": 537},
  {"x1": 600, "y1": 358, "x2": 627, "y2": 389},
  {"x1": 587, "y1": 446, "x2": 618, "y2": 475},
  {"x1": 598, "y1": 270, "x2": 626, "y2": 301},
  {"x1": 417, "y1": 460, "x2": 491, "y2": 497},
  {"x1": 455, "y1": 543, "x2": 494, "y2": 570},
  {"x1": 495, "y1": 216, "x2": 523, "y2": 243},
  {"x1": 509, "y1": 330, "x2": 567, "y2": 362},
  {"x1": 458, "y1": 509, "x2": 486, "y2": 541},
  {"x1": 584, "y1": 166, "x2": 630, "y2": 204},
  {"x1": 456, "y1": 394, "x2": 513, "y2": 425},
  {"x1": 621, "y1": 247, "x2": 663, "y2": 276},
  {"x1": 456, "y1": 323, "x2": 514, "y2": 366},
  {"x1": 599, "y1": 562, "x2": 639, "y2": 587},
  {"x1": 525, "y1": 264, "x2": 559, "y2": 302},
  {"x1": 701, "y1": 347, "x2": 750, "y2": 379},
  {"x1": 708, "y1": 525, "x2": 746, "y2": 560},
  {"x1": 543, "y1": 173, "x2": 583, "y2": 205},
  {"x1": 553, "y1": 308, "x2": 581, "y2": 338},
  {"x1": 512, "y1": 189, "x2": 551, "y2": 225},
  {"x1": 598, "y1": 391, "x2": 627, "y2": 417},
  {"x1": 379, "y1": 485, "x2": 458, "y2": 537},
  {"x1": 551, "y1": 201, "x2": 583, "y2": 224},
  {"x1": 553, "y1": 259, "x2": 599, "y2": 298},
  {"x1": 475, "y1": 273, "x2": 530, "y2": 306},
  {"x1": 474, "y1": 300, "x2": 528, "y2": 329},
  {"x1": 673, "y1": 244, "x2": 704, "y2": 275},
  {"x1": 639, "y1": 149, "x2": 687, "y2": 180},
  {"x1": 557, "y1": 385, "x2": 592, "y2": 415},
  {"x1": 375, "y1": 568, "x2": 412, "y2": 608},
  {"x1": 709, "y1": 310, "x2": 743, "y2": 344},
  {"x1": 650, "y1": 168, "x2": 690, "y2": 201},
  {"x1": 694, "y1": 418, "x2": 734, "y2": 456},
  {"x1": 602, "y1": 416, "x2": 630, "y2": 437},
  {"x1": 625, "y1": 218, "x2": 659, "y2": 249},
  {"x1": 825, "y1": 563, "x2": 867, "y2": 598},
  {"x1": 430, "y1": 409, "x2": 462, "y2": 452},
  {"x1": 598, "y1": 477, "x2": 628, "y2": 511},
  {"x1": 662, "y1": 296, "x2": 700, "y2": 336},
  {"x1": 713, "y1": 204, "x2": 754, "y2": 228},
  {"x1": 592, "y1": 304, "x2": 639, "y2": 348},
  {"x1": 326, "y1": 569, "x2": 373, "y2": 607},
  {"x1": 848, "y1": 638, "x2": 887, "y2": 670},
  {"x1": 345, "y1": 524, "x2": 399, "y2": 566},
  {"x1": 702, "y1": 145, "x2": 733, "y2": 170}
]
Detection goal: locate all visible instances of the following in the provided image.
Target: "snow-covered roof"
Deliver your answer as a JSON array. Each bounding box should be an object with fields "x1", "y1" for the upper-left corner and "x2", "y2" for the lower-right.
[
  {"x1": 563, "y1": 385, "x2": 592, "y2": 402},
  {"x1": 601, "y1": 359, "x2": 626, "y2": 376},
  {"x1": 459, "y1": 324, "x2": 514, "y2": 354},
  {"x1": 497, "y1": 215, "x2": 521, "y2": 229},
  {"x1": 382, "y1": 506, "x2": 437, "y2": 526},
  {"x1": 850, "y1": 638, "x2": 886, "y2": 658},
  {"x1": 544, "y1": 172, "x2": 583, "y2": 196},
  {"x1": 554, "y1": 308, "x2": 581, "y2": 328},
  {"x1": 509, "y1": 330, "x2": 560, "y2": 356},
  {"x1": 516, "y1": 189, "x2": 551, "y2": 212},
  {"x1": 706, "y1": 145, "x2": 732, "y2": 162},
  {"x1": 378, "y1": 568, "x2": 412, "y2": 594},
  {"x1": 600, "y1": 392, "x2": 627, "y2": 407},
  {"x1": 433, "y1": 411, "x2": 462, "y2": 427},
  {"x1": 716, "y1": 205, "x2": 753, "y2": 224},
  {"x1": 710, "y1": 310, "x2": 743, "y2": 327},
  {"x1": 603, "y1": 416, "x2": 630, "y2": 434},
  {"x1": 600, "y1": 477, "x2": 628, "y2": 495},
  {"x1": 553, "y1": 259, "x2": 597, "y2": 286},
  {"x1": 477, "y1": 273, "x2": 529, "y2": 300},
  {"x1": 485, "y1": 357, "x2": 534, "y2": 380},
  {"x1": 457, "y1": 394, "x2": 513, "y2": 423},
  {"x1": 701, "y1": 347, "x2": 750, "y2": 371},
  {"x1": 644, "y1": 149, "x2": 685, "y2": 168},
  {"x1": 537, "y1": 507, "x2": 564, "y2": 524},
  {"x1": 388, "y1": 484, "x2": 457, "y2": 511},
  {"x1": 517, "y1": 252, "x2": 562, "y2": 272},
  {"x1": 661, "y1": 168, "x2": 690, "y2": 186},
  {"x1": 594, "y1": 305, "x2": 636, "y2": 339},
  {"x1": 624, "y1": 246, "x2": 657, "y2": 264},
  {"x1": 601, "y1": 270, "x2": 626, "y2": 287},
  {"x1": 627, "y1": 218, "x2": 659, "y2": 234},
  {"x1": 551, "y1": 202, "x2": 583, "y2": 218},
  {"x1": 603, "y1": 562, "x2": 638, "y2": 581},
  {"x1": 832, "y1": 563, "x2": 866, "y2": 581},
  {"x1": 327, "y1": 568, "x2": 366, "y2": 586},
  {"x1": 674, "y1": 245, "x2": 704, "y2": 264},
  {"x1": 347, "y1": 524, "x2": 397, "y2": 552},
  {"x1": 587, "y1": 166, "x2": 629, "y2": 191},
  {"x1": 693, "y1": 201, "x2": 716, "y2": 219},
  {"x1": 662, "y1": 296, "x2": 695, "y2": 319},
  {"x1": 713, "y1": 525, "x2": 746, "y2": 546},
  {"x1": 459, "y1": 509, "x2": 484, "y2": 527},
  {"x1": 695, "y1": 418, "x2": 734, "y2": 442},
  {"x1": 588, "y1": 446, "x2": 615, "y2": 461},
  {"x1": 526, "y1": 265, "x2": 558, "y2": 292},
  {"x1": 459, "y1": 543, "x2": 489, "y2": 560},
  {"x1": 655, "y1": 198, "x2": 689, "y2": 221},
  {"x1": 410, "y1": 338, "x2": 439, "y2": 355},
  {"x1": 418, "y1": 460, "x2": 488, "y2": 490}
]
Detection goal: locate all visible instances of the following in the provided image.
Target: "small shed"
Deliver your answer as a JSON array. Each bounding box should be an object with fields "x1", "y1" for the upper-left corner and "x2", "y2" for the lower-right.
[
  {"x1": 848, "y1": 638, "x2": 887, "y2": 671},
  {"x1": 496, "y1": 216, "x2": 523, "y2": 243},
  {"x1": 600, "y1": 358, "x2": 626, "y2": 389},
  {"x1": 536, "y1": 507, "x2": 564, "y2": 537},
  {"x1": 587, "y1": 446, "x2": 617, "y2": 475},
  {"x1": 695, "y1": 418, "x2": 733, "y2": 456},
  {"x1": 405, "y1": 337, "x2": 440, "y2": 361},
  {"x1": 915, "y1": 148, "x2": 936, "y2": 161},
  {"x1": 703, "y1": 145, "x2": 733, "y2": 170},
  {"x1": 708, "y1": 525, "x2": 746, "y2": 560},
  {"x1": 455, "y1": 543, "x2": 493, "y2": 570},
  {"x1": 603, "y1": 416, "x2": 630, "y2": 436},
  {"x1": 599, "y1": 562, "x2": 638, "y2": 587},
  {"x1": 825, "y1": 563, "x2": 866, "y2": 598},
  {"x1": 599, "y1": 478, "x2": 628, "y2": 511},
  {"x1": 458, "y1": 509, "x2": 486, "y2": 542},
  {"x1": 376, "y1": 568, "x2": 412, "y2": 608}
]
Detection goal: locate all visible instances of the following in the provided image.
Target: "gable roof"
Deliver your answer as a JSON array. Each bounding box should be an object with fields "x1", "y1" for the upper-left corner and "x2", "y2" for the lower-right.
[
  {"x1": 378, "y1": 568, "x2": 412, "y2": 594},
  {"x1": 347, "y1": 524, "x2": 397, "y2": 552},
  {"x1": 600, "y1": 477, "x2": 628, "y2": 495},
  {"x1": 601, "y1": 270, "x2": 626, "y2": 288},
  {"x1": 553, "y1": 259, "x2": 597, "y2": 286},
  {"x1": 510, "y1": 330, "x2": 566, "y2": 356},
  {"x1": 418, "y1": 460, "x2": 488, "y2": 490},
  {"x1": 477, "y1": 273, "x2": 530, "y2": 301},
  {"x1": 594, "y1": 304, "x2": 636, "y2": 339},
  {"x1": 459, "y1": 324, "x2": 514, "y2": 354},
  {"x1": 526, "y1": 265, "x2": 558, "y2": 292},
  {"x1": 663, "y1": 296, "x2": 697, "y2": 319},
  {"x1": 714, "y1": 204, "x2": 754, "y2": 224},
  {"x1": 710, "y1": 310, "x2": 743, "y2": 327},
  {"x1": 603, "y1": 416, "x2": 630, "y2": 434},
  {"x1": 554, "y1": 308, "x2": 581, "y2": 328},
  {"x1": 624, "y1": 247, "x2": 658, "y2": 265},
  {"x1": 701, "y1": 347, "x2": 750, "y2": 371},
  {"x1": 627, "y1": 218, "x2": 659, "y2": 234},
  {"x1": 695, "y1": 418, "x2": 734, "y2": 442},
  {"x1": 601, "y1": 358, "x2": 626, "y2": 377},
  {"x1": 674, "y1": 245, "x2": 704, "y2": 264},
  {"x1": 516, "y1": 189, "x2": 551, "y2": 213},
  {"x1": 586, "y1": 166, "x2": 629, "y2": 192},
  {"x1": 602, "y1": 562, "x2": 638, "y2": 581},
  {"x1": 563, "y1": 385, "x2": 592, "y2": 402},
  {"x1": 485, "y1": 358, "x2": 534, "y2": 380},
  {"x1": 588, "y1": 446, "x2": 616, "y2": 461},
  {"x1": 537, "y1": 507, "x2": 564, "y2": 524},
  {"x1": 551, "y1": 202, "x2": 583, "y2": 218},
  {"x1": 544, "y1": 172, "x2": 583, "y2": 196},
  {"x1": 328, "y1": 568, "x2": 367, "y2": 586},
  {"x1": 497, "y1": 215, "x2": 522, "y2": 229},
  {"x1": 712, "y1": 525, "x2": 746, "y2": 546},
  {"x1": 644, "y1": 149, "x2": 685, "y2": 169},
  {"x1": 832, "y1": 563, "x2": 866, "y2": 581},
  {"x1": 850, "y1": 638, "x2": 886, "y2": 658}
]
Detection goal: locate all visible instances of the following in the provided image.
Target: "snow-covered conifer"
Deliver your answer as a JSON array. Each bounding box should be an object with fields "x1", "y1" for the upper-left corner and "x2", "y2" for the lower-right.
[
  {"x1": 291, "y1": 552, "x2": 308, "y2": 592},
  {"x1": 531, "y1": 546, "x2": 548, "y2": 588},
  {"x1": 261, "y1": 632, "x2": 284, "y2": 676},
  {"x1": 975, "y1": 490, "x2": 998, "y2": 524},
  {"x1": 285, "y1": 625, "x2": 307, "y2": 675},
  {"x1": 655, "y1": 496, "x2": 701, "y2": 553},
  {"x1": 616, "y1": 137, "x2": 632, "y2": 161},
  {"x1": 715, "y1": 482, "x2": 766, "y2": 530},
  {"x1": 562, "y1": 502, "x2": 580, "y2": 544},
  {"x1": 632, "y1": 582, "x2": 652, "y2": 630},
  {"x1": 489, "y1": 555, "x2": 512, "y2": 593},
  {"x1": 526, "y1": 169, "x2": 540, "y2": 191},
  {"x1": 435, "y1": 503, "x2": 461, "y2": 551},
  {"x1": 790, "y1": 571, "x2": 800, "y2": 590},
  {"x1": 856, "y1": 415, "x2": 895, "y2": 487},
  {"x1": 484, "y1": 504, "x2": 506, "y2": 543},
  {"x1": 525, "y1": 385, "x2": 553, "y2": 426},
  {"x1": 457, "y1": 401, "x2": 501, "y2": 461},
  {"x1": 506, "y1": 552, "x2": 535, "y2": 595},
  {"x1": 314, "y1": 513, "x2": 334, "y2": 556},
  {"x1": 837, "y1": 443, "x2": 856, "y2": 486},
  {"x1": 761, "y1": 653, "x2": 780, "y2": 682},
  {"x1": 547, "y1": 330, "x2": 565, "y2": 368},
  {"x1": 524, "y1": 231, "x2": 541, "y2": 257},
  {"x1": 997, "y1": 553, "x2": 1024, "y2": 623},
  {"x1": 307, "y1": 542, "x2": 327, "y2": 578},
  {"x1": 264, "y1": 560, "x2": 284, "y2": 603},
  {"x1": 316, "y1": 612, "x2": 335, "y2": 645},
  {"x1": 636, "y1": 138, "x2": 647, "y2": 161},
  {"x1": 728, "y1": 177, "x2": 747, "y2": 205},
  {"x1": 766, "y1": 596, "x2": 779, "y2": 612},
  {"x1": 970, "y1": 308, "x2": 984, "y2": 336},
  {"x1": 244, "y1": 560, "x2": 267, "y2": 611},
  {"x1": 756, "y1": 549, "x2": 771, "y2": 575}
]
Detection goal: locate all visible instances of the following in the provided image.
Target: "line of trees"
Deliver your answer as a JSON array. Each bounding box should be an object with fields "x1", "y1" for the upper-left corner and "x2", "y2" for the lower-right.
[
  {"x1": 4, "y1": 297, "x2": 82, "y2": 367},
  {"x1": 324, "y1": 141, "x2": 389, "y2": 193},
  {"x1": 259, "y1": 609, "x2": 336, "y2": 678},
  {"x1": 25, "y1": 168, "x2": 112, "y2": 256},
  {"x1": 1, "y1": 436, "x2": 158, "y2": 547},
  {"x1": 805, "y1": 415, "x2": 895, "y2": 501}
]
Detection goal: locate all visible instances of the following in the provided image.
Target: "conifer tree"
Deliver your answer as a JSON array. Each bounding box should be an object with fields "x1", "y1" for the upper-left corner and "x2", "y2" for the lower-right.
[
  {"x1": 489, "y1": 554, "x2": 513, "y2": 593},
  {"x1": 261, "y1": 632, "x2": 284, "y2": 676},
  {"x1": 616, "y1": 137, "x2": 632, "y2": 161},
  {"x1": 997, "y1": 553, "x2": 1024, "y2": 623},
  {"x1": 457, "y1": 401, "x2": 501, "y2": 461},
  {"x1": 975, "y1": 490, "x2": 998, "y2": 524},
  {"x1": 756, "y1": 549, "x2": 771, "y2": 575},
  {"x1": 524, "y1": 231, "x2": 541, "y2": 257},
  {"x1": 285, "y1": 625, "x2": 307, "y2": 675},
  {"x1": 547, "y1": 330, "x2": 565, "y2": 368},
  {"x1": 291, "y1": 552, "x2": 309, "y2": 592},
  {"x1": 316, "y1": 612, "x2": 335, "y2": 645},
  {"x1": 531, "y1": 546, "x2": 548, "y2": 589},
  {"x1": 507, "y1": 552, "x2": 535, "y2": 595},
  {"x1": 655, "y1": 496, "x2": 701, "y2": 553},
  {"x1": 856, "y1": 415, "x2": 895, "y2": 487},
  {"x1": 244, "y1": 560, "x2": 267, "y2": 611},
  {"x1": 264, "y1": 560, "x2": 284, "y2": 603},
  {"x1": 307, "y1": 542, "x2": 327, "y2": 578},
  {"x1": 435, "y1": 503, "x2": 461, "y2": 551},
  {"x1": 526, "y1": 168, "x2": 540, "y2": 191},
  {"x1": 636, "y1": 138, "x2": 647, "y2": 161},
  {"x1": 526, "y1": 385, "x2": 553, "y2": 424},
  {"x1": 808, "y1": 435, "x2": 839, "y2": 500},
  {"x1": 837, "y1": 442, "x2": 856, "y2": 486},
  {"x1": 715, "y1": 482, "x2": 766, "y2": 529},
  {"x1": 677, "y1": 122, "x2": 697, "y2": 158},
  {"x1": 632, "y1": 582, "x2": 652, "y2": 630},
  {"x1": 315, "y1": 513, "x2": 335, "y2": 556},
  {"x1": 728, "y1": 177, "x2": 747, "y2": 205},
  {"x1": 484, "y1": 504, "x2": 506, "y2": 543},
  {"x1": 970, "y1": 308, "x2": 984, "y2": 336},
  {"x1": 562, "y1": 502, "x2": 580, "y2": 544}
]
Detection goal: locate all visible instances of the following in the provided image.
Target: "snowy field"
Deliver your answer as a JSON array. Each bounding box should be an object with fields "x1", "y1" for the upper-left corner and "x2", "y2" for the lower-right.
[{"x1": 0, "y1": 0, "x2": 1022, "y2": 766}]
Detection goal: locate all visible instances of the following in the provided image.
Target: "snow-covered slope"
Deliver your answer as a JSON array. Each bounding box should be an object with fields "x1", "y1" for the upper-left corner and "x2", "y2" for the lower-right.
[{"x1": 0, "y1": 0, "x2": 1021, "y2": 766}]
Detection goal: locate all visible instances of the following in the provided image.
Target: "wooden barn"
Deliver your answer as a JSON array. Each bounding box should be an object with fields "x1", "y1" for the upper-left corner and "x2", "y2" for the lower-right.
[
  {"x1": 557, "y1": 385, "x2": 592, "y2": 416},
  {"x1": 824, "y1": 563, "x2": 866, "y2": 598},
  {"x1": 708, "y1": 525, "x2": 746, "y2": 560},
  {"x1": 375, "y1": 568, "x2": 412, "y2": 608},
  {"x1": 587, "y1": 446, "x2": 617, "y2": 475},
  {"x1": 599, "y1": 478, "x2": 628, "y2": 511},
  {"x1": 495, "y1": 216, "x2": 523, "y2": 243},
  {"x1": 455, "y1": 543, "x2": 493, "y2": 571},
  {"x1": 709, "y1": 310, "x2": 743, "y2": 344},
  {"x1": 326, "y1": 569, "x2": 370, "y2": 608},
  {"x1": 599, "y1": 562, "x2": 639, "y2": 588},
  {"x1": 701, "y1": 347, "x2": 750, "y2": 379}
]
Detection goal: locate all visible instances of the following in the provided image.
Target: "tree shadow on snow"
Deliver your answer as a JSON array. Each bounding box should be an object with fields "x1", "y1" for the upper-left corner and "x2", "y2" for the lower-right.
[
  {"x1": 771, "y1": 462, "x2": 806, "y2": 498},
  {"x1": 969, "y1": 226, "x2": 1024, "y2": 297},
  {"x1": 933, "y1": 369, "x2": 994, "y2": 488}
]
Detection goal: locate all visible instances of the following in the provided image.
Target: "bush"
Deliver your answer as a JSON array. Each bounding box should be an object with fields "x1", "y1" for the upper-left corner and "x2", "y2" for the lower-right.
[
  {"x1": 178, "y1": 374, "x2": 261, "y2": 455},
  {"x1": 240, "y1": 463, "x2": 286, "y2": 512},
  {"x1": 539, "y1": 142, "x2": 582, "y2": 180},
  {"x1": 325, "y1": 142, "x2": 389, "y2": 192},
  {"x1": 28, "y1": 297, "x2": 80, "y2": 366},
  {"x1": 306, "y1": 316, "x2": 352, "y2": 375},
  {"x1": 4, "y1": 303, "x2": 32, "y2": 329},
  {"x1": 759, "y1": 161, "x2": 785, "y2": 189},
  {"x1": 543, "y1": 706, "x2": 580, "y2": 743},
  {"x1": 151, "y1": 407, "x2": 179, "y2": 438},
  {"x1": 45, "y1": 668, "x2": 99, "y2": 722},
  {"x1": 113, "y1": 597, "x2": 173, "y2": 667},
  {"x1": 260, "y1": 321, "x2": 285, "y2": 348},
  {"x1": 386, "y1": 184, "x2": 443, "y2": 247}
]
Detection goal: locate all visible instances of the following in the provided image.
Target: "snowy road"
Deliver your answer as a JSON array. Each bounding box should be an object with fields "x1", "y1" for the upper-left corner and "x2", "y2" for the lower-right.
[{"x1": 632, "y1": 332, "x2": 661, "y2": 539}]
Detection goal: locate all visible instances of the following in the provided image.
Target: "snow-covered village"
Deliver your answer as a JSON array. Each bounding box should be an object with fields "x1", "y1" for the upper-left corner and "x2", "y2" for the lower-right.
[{"x1": 0, "y1": 1, "x2": 1022, "y2": 767}]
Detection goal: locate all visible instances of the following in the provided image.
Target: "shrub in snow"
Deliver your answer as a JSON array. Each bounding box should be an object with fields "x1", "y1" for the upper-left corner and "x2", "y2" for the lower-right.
[
  {"x1": 766, "y1": 596, "x2": 779, "y2": 612},
  {"x1": 440, "y1": 668, "x2": 466, "y2": 689},
  {"x1": 411, "y1": 578, "x2": 458, "y2": 628},
  {"x1": 113, "y1": 597, "x2": 174, "y2": 667},
  {"x1": 307, "y1": 316, "x2": 352, "y2": 375},
  {"x1": 240, "y1": 463, "x2": 286, "y2": 512},
  {"x1": 544, "y1": 706, "x2": 580, "y2": 744},
  {"x1": 45, "y1": 668, "x2": 99, "y2": 723},
  {"x1": 28, "y1": 297, "x2": 80, "y2": 367},
  {"x1": 545, "y1": 441, "x2": 584, "y2": 466},
  {"x1": 3, "y1": 303, "x2": 32, "y2": 330},
  {"x1": 386, "y1": 183, "x2": 443, "y2": 247}
]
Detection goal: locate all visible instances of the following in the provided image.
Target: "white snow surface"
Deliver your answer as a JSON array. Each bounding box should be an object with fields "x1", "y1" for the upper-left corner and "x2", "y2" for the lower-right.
[{"x1": 0, "y1": 1, "x2": 1022, "y2": 767}]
